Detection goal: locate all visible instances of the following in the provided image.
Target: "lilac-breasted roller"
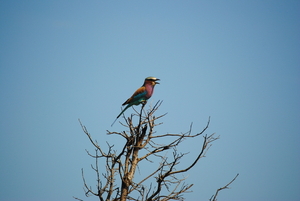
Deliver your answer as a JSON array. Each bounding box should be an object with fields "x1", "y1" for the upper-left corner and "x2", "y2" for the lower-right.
[{"x1": 111, "y1": 76, "x2": 160, "y2": 126}]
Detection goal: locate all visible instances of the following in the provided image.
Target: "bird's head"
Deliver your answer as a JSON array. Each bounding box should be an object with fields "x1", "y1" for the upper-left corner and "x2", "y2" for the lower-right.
[{"x1": 145, "y1": 76, "x2": 160, "y2": 86}]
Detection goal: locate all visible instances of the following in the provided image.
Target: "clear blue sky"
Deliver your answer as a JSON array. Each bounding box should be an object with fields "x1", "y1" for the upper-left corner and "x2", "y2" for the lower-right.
[{"x1": 1, "y1": 1, "x2": 299, "y2": 201}]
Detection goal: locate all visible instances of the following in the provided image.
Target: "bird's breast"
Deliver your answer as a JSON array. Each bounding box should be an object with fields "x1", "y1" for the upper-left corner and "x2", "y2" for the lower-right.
[{"x1": 145, "y1": 84, "x2": 154, "y2": 99}]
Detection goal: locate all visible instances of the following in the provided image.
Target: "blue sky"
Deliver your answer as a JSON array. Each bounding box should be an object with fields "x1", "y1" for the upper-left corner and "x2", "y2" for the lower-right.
[{"x1": 0, "y1": 1, "x2": 299, "y2": 201}]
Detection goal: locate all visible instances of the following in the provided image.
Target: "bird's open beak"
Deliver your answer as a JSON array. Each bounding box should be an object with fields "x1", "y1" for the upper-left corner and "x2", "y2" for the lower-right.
[{"x1": 155, "y1": 78, "x2": 160, "y2": 84}]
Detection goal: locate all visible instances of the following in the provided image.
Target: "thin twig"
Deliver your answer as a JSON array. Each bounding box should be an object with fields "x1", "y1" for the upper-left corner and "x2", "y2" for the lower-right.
[{"x1": 210, "y1": 173, "x2": 239, "y2": 201}]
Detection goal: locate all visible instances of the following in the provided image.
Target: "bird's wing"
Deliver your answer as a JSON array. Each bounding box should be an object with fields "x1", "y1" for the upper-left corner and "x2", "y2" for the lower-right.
[
  {"x1": 113, "y1": 86, "x2": 147, "y2": 126},
  {"x1": 122, "y1": 86, "x2": 146, "y2": 105}
]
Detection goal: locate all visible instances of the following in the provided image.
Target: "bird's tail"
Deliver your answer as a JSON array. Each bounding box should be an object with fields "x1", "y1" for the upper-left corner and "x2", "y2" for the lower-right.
[
  {"x1": 111, "y1": 118, "x2": 118, "y2": 127},
  {"x1": 111, "y1": 104, "x2": 131, "y2": 126}
]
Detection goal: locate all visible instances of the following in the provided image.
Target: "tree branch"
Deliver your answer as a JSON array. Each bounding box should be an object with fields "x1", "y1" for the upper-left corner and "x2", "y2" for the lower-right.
[
  {"x1": 76, "y1": 102, "x2": 236, "y2": 201},
  {"x1": 210, "y1": 173, "x2": 239, "y2": 201}
]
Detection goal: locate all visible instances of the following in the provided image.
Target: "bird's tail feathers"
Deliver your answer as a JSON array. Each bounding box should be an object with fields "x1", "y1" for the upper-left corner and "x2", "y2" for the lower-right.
[{"x1": 111, "y1": 104, "x2": 131, "y2": 126}]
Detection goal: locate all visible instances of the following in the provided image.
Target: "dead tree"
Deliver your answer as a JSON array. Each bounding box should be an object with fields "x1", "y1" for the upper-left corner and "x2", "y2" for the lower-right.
[{"x1": 75, "y1": 101, "x2": 238, "y2": 201}]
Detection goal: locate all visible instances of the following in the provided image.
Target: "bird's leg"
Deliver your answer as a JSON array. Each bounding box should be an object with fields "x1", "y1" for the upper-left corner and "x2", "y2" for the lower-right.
[{"x1": 141, "y1": 100, "x2": 147, "y2": 106}]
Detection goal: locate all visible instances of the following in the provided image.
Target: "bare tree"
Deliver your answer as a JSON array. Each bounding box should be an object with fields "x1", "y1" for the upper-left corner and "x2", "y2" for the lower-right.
[{"x1": 75, "y1": 101, "x2": 238, "y2": 201}]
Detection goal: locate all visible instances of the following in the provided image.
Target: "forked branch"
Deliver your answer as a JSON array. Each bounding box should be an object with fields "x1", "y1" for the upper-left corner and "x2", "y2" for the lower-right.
[{"x1": 210, "y1": 173, "x2": 239, "y2": 201}]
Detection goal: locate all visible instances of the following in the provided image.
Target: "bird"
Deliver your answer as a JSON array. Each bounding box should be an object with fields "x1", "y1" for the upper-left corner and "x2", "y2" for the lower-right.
[{"x1": 111, "y1": 76, "x2": 160, "y2": 126}]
